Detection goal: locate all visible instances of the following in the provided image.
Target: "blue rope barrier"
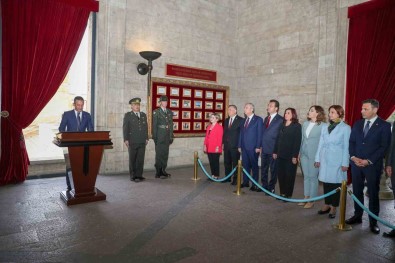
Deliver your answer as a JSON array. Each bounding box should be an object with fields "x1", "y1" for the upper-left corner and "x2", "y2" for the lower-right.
[
  {"x1": 242, "y1": 168, "x2": 339, "y2": 203},
  {"x1": 349, "y1": 193, "x2": 395, "y2": 230},
  {"x1": 197, "y1": 158, "x2": 236, "y2": 182}
]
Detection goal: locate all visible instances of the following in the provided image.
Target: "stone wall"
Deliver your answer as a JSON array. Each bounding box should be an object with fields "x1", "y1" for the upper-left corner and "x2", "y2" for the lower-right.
[
  {"x1": 95, "y1": 0, "x2": 368, "y2": 174},
  {"x1": 96, "y1": 0, "x2": 238, "y2": 173}
]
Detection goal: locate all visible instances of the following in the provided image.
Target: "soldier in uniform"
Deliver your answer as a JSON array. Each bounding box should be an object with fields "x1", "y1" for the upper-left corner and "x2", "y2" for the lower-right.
[
  {"x1": 123, "y1": 98, "x2": 148, "y2": 182},
  {"x1": 152, "y1": 95, "x2": 174, "y2": 178}
]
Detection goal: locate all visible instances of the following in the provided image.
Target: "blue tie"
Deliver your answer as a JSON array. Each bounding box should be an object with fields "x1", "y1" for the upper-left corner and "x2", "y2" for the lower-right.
[
  {"x1": 363, "y1": 120, "x2": 370, "y2": 137},
  {"x1": 77, "y1": 112, "x2": 81, "y2": 131}
]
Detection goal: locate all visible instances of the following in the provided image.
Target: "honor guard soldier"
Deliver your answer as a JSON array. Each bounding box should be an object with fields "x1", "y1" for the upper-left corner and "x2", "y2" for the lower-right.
[
  {"x1": 123, "y1": 98, "x2": 148, "y2": 182},
  {"x1": 152, "y1": 95, "x2": 174, "y2": 178}
]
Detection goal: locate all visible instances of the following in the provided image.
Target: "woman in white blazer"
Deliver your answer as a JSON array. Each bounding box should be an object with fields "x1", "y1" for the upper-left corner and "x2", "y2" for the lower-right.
[
  {"x1": 299, "y1": 106, "x2": 327, "y2": 209},
  {"x1": 315, "y1": 105, "x2": 350, "y2": 219}
]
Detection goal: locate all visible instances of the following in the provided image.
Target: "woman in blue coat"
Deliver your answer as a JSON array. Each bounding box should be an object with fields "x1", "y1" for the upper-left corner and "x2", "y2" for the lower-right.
[{"x1": 315, "y1": 105, "x2": 350, "y2": 219}]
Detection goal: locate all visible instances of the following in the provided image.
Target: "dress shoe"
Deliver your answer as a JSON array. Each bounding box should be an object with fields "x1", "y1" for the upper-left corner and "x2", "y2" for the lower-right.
[
  {"x1": 255, "y1": 188, "x2": 263, "y2": 192},
  {"x1": 265, "y1": 189, "x2": 275, "y2": 196},
  {"x1": 249, "y1": 185, "x2": 257, "y2": 191},
  {"x1": 161, "y1": 168, "x2": 171, "y2": 177},
  {"x1": 383, "y1": 229, "x2": 395, "y2": 238},
  {"x1": 345, "y1": 215, "x2": 362, "y2": 225},
  {"x1": 134, "y1": 178, "x2": 141, "y2": 183},
  {"x1": 370, "y1": 223, "x2": 380, "y2": 234},
  {"x1": 328, "y1": 213, "x2": 336, "y2": 219},
  {"x1": 317, "y1": 208, "x2": 330, "y2": 215},
  {"x1": 137, "y1": 177, "x2": 145, "y2": 181},
  {"x1": 130, "y1": 177, "x2": 135, "y2": 181},
  {"x1": 230, "y1": 181, "x2": 237, "y2": 186},
  {"x1": 241, "y1": 183, "x2": 249, "y2": 188}
]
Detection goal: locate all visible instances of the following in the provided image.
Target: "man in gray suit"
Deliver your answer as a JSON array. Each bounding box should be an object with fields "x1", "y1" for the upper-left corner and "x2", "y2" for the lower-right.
[
  {"x1": 123, "y1": 98, "x2": 148, "y2": 182},
  {"x1": 384, "y1": 121, "x2": 395, "y2": 238}
]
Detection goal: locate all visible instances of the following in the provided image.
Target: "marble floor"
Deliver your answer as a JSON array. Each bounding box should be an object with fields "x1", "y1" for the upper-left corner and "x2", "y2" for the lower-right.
[{"x1": 0, "y1": 166, "x2": 394, "y2": 262}]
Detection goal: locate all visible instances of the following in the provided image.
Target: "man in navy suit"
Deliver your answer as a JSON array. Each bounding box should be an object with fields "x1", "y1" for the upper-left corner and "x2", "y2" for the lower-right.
[
  {"x1": 346, "y1": 99, "x2": 391, "y2": 234},
  {"x1": 58, "y1": 96, "x2": 94, "y2": 190},
  {"x1": 259, "y1": 99, "x2": 283, "y2": 193},
  {"x1": 59, "y1": 96, "x2": 94, "y2": 132},
  {"x1": 238, "y1": 103, "x2": 263, "y2": 191}
]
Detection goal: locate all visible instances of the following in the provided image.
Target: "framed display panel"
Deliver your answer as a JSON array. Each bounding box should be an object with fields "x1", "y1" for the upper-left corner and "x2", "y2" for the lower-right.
[{"x1": 149, "y1": 77, "x2": 229, "y2": 137}]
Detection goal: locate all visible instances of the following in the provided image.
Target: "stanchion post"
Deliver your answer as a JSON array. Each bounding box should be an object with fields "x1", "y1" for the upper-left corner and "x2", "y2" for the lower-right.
[
  {"x1": 192, "y1": 151, "x2": 200, "y2": 181},
  {"x1": 233, "y1": 160, "x2": 244, "y2": 195},
  {"x1": 334, "y1": 180, "x2": 352, "y2": 231}
]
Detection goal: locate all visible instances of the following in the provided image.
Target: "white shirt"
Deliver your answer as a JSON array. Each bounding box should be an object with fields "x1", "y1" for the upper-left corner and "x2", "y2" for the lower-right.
[
  {"x1": 229, "y1": 115, "x2": 236, "y2": 126},
  {"x1": 133, "y1": 111, "x2": 140, "y2": 118},
  {"x1": 269, "y1": 112, "x2": 277, "y2": 125},
  {"x1": 364, "y1": 115, "x2": 378, "y2": 130},
  {"x1": 74, "y1": 110, "x2": 82, "y2": 121},
  {"x1": 246, "y1": 114, "x2": 254, "y2": 122},
  {"x1": 305, "y1": 122, "x2": 315, "y2": 138}
]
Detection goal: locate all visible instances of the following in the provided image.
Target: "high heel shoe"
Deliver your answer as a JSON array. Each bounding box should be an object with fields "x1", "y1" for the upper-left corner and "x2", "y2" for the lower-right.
[
  {"x1": 328, "y1": 208, "x2": 336, "y2": 219},
  {"x1": 304, "y1": 202, "x2": 314, "y2": 209},
  {"x1": 317, "y1": 208, "x2": 330, "y2": 215}
]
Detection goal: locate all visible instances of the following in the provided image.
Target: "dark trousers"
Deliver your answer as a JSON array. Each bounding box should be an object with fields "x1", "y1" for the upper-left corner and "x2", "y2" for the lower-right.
[
  {"x1": 155, "y1": 141, "x2": 170, "y2": 170},
  {"x1": 129, "y1": 143, "x2": 146, "y2": 179},
  {"x1": 277, "y1": 158, "x2": 297, "y2": 197},
  {"x1": 224, "y1": 146, "x2": 240, "y2": 181},
  {"x1": 323, "y1": 182, "x2": 341, "y2": 207},
  {"x1": 208, "y1": 153, "x2": 220, "y2": 177},
  {"x1": 351, "y1": 165, "x2": 381, "y2": 224},
  {"x1": 261, "y1": 153, "x2": 278, "y2": 191},
  {"x1": 242, "y1": 149, "x2": 259, "y2": 184}
]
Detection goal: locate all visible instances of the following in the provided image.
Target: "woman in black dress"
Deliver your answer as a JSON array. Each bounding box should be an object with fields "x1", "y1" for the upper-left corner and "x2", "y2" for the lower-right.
[{"x1": 273, "y1": 108, "x2": 302, "y2": 199}]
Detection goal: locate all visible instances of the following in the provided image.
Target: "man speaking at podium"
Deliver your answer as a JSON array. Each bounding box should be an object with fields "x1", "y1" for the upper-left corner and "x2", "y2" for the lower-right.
[{"x1": 59, "y1": 96, "x2": 94, "y2": 191}]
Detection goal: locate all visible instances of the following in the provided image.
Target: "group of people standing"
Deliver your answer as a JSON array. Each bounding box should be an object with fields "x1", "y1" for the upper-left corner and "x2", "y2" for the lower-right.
[
  {"x1": 203, "y1": 98, "x2": 393, "y2": 236},
  {"x1": 59, "y1": 96, "x2": 394, "y2": 237}
]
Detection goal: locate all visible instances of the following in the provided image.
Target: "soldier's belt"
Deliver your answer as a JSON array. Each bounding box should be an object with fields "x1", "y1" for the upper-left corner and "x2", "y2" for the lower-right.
[{"x1": 158, "y1": 125, "x2": 169, "y2": 129}]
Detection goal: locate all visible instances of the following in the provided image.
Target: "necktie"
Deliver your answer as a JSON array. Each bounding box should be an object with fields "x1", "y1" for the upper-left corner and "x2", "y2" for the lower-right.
[
  {"x1": 244, "y1": 117, "x2": 250, "y2": 128},
  {"x1": 266, "y1": 115, "x2": 271, "y2": 128},
  {"x1": 136, "y1": 112, "x2": 139, "y2": 119},
  {"x1": 77, "y1": 112, "x2": 81, "y2": 131},
  {"x1": 229, "y1": 117, "x2": 233, "y2": 128},
  {"x1": 363, "y1": 120, "x2": 370, "y2": 137}
]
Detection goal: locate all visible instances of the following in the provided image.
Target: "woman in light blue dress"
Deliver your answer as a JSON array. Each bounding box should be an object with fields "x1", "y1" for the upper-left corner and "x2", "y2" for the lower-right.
[{"x1": 299, "y1": 106, "x2": 327, "y2": 209}]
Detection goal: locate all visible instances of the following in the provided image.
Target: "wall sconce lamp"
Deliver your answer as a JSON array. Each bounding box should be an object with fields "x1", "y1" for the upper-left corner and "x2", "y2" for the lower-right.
[{"x1": 137, "y1": 51, "x2": 162, "y2": 96}]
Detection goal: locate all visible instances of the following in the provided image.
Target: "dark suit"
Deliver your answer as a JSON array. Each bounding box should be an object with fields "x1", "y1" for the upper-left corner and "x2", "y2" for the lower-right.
[
  {"x1": 238, "y1": 114, "x2": 263, "y2": 184},
  {"x1": 274, "y1": 122, "x2": 302, "y2": 197},
  {"x1": 223, "y1": 115, "x2": 243, "y2": 182},
  {"x1": 58, "y1": 110, "x2": 94, "y2": 132},
  {"x1": 260, "y1": 114, "x2": 284, "y2": 191},
  {"x1": 58, "y1": 110, "x2": 94, "y2": 189},
  {"x1": 386, "y1": 122, "x2": 395, "y2": 204},
  {"x1": 349, "y1": 117, "x2": 391, "y2": 224}
]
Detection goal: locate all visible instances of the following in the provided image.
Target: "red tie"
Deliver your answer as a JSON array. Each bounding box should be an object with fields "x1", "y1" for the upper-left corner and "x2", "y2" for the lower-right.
[
  {"x1": 266, "y1": 115, "x2": 271, "y2": 128},
  {"x1": 244, "y1": 117, "x2": 250, "y2": 128},
  {"x1": 229, "y1": 118, "x2": 233, "y2": 128}
]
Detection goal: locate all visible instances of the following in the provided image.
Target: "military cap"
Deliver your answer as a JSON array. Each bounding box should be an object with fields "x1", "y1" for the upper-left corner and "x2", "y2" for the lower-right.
[
  {"x1": 159, "y1": 95, "x2": 168, "y2": 102},
  {"x1": 129, "y1": 98, "x2": 141, "y2": 104}
]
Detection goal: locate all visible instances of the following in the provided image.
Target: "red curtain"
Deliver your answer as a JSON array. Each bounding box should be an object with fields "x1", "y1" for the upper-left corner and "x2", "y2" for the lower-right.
[
  {"x1": 0, "y1": 0, "x2": 98, "y2": 185},
  {"x1": 345, "y1": 0, "x2": 395, "y2": 126}
]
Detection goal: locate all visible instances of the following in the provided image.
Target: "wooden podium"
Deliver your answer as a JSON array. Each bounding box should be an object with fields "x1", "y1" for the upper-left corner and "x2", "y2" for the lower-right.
[{"x1": 53, "y1": 131, "x2": 113, "y2": 206}]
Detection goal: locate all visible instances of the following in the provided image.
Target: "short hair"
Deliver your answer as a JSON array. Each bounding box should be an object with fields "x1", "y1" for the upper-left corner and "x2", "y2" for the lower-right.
[
  {"x1": 307, "y1": 105, "x2": 326, "y2": 124},
  {"x1": 74, "y1": 96, "x2": 84, "y2": 103},
  {"x1": 362, "y1": 99, "x2": 379, "y2": 109},
  {"x1": 245, "y1": 103, "x2": 255, "y2": 113},
  {"x1": 284, "y1": 108, "x2": 299, "y2": 124},
  {"x1": 210, "y1": 113, "x2": 221, "y2": 121},
  {"x1": 269, "y1": 99, "x2": 280, "y2": 112},
  {"x1": 228, "y1": 105, "x2": 237, "y2": 111},
  {"x1": 328, "y1": 105, "x2": 345, "y2": 119}
]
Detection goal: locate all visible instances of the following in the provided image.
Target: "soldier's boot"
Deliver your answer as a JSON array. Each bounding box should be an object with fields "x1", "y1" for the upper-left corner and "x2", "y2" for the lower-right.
[
  {"x1": 155, "y1": 167, "x2": 161, "y2": 178},
  {"x1": 161, "y1": 168, "x2": 170, "y2": 178}
]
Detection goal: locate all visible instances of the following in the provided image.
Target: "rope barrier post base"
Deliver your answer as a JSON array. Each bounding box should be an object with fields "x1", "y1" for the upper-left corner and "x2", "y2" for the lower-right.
[
  {"x1": 192, "y1": 151, "x2": 200, "y2": 181},
  {"x1": 233, "y1": 160, "x2": 244, "y2": 196},
  {"x1": 334, "y1": 180, "x2": 352, "y2": 231}
]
